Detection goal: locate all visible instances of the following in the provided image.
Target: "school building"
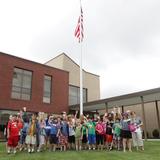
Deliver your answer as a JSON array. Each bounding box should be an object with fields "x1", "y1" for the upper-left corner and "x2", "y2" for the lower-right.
[
  {"x1": 0, "y1": 52, "x2": 100, "y2": 140},
  {"x1": 0, "y1": 52, "x2": 160, "y2": 139}
]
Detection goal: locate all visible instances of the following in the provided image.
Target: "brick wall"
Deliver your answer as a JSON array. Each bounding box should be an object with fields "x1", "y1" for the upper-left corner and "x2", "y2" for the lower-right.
[{"x1": 0, "y1": 52, "x2": 69, "y2": 114}]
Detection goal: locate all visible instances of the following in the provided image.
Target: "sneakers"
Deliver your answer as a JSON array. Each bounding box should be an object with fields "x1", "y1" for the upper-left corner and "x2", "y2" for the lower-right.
[
  {"x1": 7, "y1": 150, "x2": 11, "y2": 154},
  {"x1": 7, "y1": 148, "x2": 16, "y2": 154},
  {"x1": 13, "y1": 149, "x2": 17, "y2": 154},
  {"x1": 28, "y1": 148, "x2": 31, "y2": 153},
  {"x1": 28, "y1": 148, "x2": 34, "y2": 153},
  {"x1": 7, "y1": 149, "x2": 17, "y2": 154}
]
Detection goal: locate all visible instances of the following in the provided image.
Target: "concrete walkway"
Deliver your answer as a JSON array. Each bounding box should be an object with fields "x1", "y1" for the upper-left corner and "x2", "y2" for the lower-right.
[{"x1": 147, "y1": 139, "x2": 160, "y2": 141}]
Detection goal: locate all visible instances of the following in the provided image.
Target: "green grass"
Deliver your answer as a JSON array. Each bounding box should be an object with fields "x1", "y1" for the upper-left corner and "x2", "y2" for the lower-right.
[{"x1": 0, "y1": 141, "x2": 160, "y2": 160}]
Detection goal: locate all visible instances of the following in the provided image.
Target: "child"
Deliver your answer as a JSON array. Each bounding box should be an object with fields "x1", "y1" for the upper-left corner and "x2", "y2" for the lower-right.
[
  {"x1": 105, "y1": 113, "x2": 114, "y2": 151},
  {"x1": 113, "y1": 117, "x2": 122, "y2": 151},
  {"x1": 68, "y1": 116, "x2": 75, "y2": 150},
  {"x1": 106, "y1": 121, "x2": 114, "y2": 151},
  {"x1": 59, "y1": 132, "x2": 68, "y2": 151},
  {"x1": 60, "y1": 116, "x2": 69, "y2": 151},
  {"x1": 49, "y1": 117, "x2": 58, "y2": 151},
  {"x1": 81, "y1": 121, "x2": 88, "y2": 150},
  {"x1": 86, "y1": 116, "x2": 96, "y2": 150},
  {"x1": 26, "y1": 116, "x2": 37, "y2": 153},
  {"x1": 37, "y1": 118, "x2": 46, "y2": 152},
  {"x1": 4, "y1": 115, "x2": 12, "y2": 153},
  {"x1": 17, "y1": 113, "x2": 24, "y2": 150},
  {"x1": 57, "y1": 116, "x2": 64, "y2": 151},
  {"x1": 19, "y1": 118, "x2": 29, "y2": 151},
  {"x1": 7, "y1": 115, "x2": 19, "y2": 154},
  {"x1": 75, "y1": 119, "x2": 82, "y2": 151},
  {"x1": 45, "y1": 115, "x2": 52, "y2": 149},
  {"x1": 96, "y1": 116, "x2": 104, "y2": 150}
]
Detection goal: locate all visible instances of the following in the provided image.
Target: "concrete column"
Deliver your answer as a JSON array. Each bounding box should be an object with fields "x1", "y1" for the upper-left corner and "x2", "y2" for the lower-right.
[
  {"x1": 121, "y1": 105, "x2": 124, "y2": 113},
  {"x1": 155, "y1": 101, "x2": 160, "y2": 138},
  {"x1": 105, "y1": 102, "x2": 108, "y2": 112},
  {"x1": 140, "y1": 96, "x2": 147, "y2": 140}
]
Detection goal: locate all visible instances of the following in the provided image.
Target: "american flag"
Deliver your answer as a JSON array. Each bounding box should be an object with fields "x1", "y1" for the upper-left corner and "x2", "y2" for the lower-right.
[{"x1": 74, "y1": 7, "x2": 83, "y2": 42}]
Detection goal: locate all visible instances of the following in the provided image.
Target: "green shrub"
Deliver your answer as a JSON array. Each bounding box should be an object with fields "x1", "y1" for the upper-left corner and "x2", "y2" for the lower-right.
[{"x1": 152, "y1": 129, "x2": 159, "y2": 138}]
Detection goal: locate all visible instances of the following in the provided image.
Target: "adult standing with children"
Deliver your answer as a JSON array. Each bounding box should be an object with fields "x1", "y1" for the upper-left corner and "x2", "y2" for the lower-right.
[{"x1": 130, "y1": 111, "x2": 144, "y2": 151}]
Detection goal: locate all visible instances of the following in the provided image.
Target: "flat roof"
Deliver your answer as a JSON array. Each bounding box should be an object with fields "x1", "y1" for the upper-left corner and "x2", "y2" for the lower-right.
[{"x1": 70, "y1": 87, "x2": 160, "y2": 111}]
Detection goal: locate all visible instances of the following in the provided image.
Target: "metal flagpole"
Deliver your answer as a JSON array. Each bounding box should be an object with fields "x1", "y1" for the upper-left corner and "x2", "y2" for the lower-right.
[{"x1": 79, "y1": 0, "x2": 83, "y2": 115}]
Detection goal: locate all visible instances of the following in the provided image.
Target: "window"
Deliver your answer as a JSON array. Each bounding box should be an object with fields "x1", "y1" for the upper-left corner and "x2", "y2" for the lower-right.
[
  {"x1": 69, "y1": 85, "x2": 87, "y2": 105},
  {"x1": 11, "y1": 68, "x2": 32, "y2": 100},
  {"x1": 43, "y1": 75, "x2": 52, "y2": 103}
]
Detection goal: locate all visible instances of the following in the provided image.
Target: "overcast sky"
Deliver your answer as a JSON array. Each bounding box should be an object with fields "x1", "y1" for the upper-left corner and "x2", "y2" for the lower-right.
[{"x1": 0, "y1": 0, "x2": 160, "y2": 99}]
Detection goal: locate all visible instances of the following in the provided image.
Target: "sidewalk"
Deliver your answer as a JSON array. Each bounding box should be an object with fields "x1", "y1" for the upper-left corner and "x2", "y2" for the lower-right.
[{"x1": 147, "y1": 139, "x2": 160, "y2": 141}]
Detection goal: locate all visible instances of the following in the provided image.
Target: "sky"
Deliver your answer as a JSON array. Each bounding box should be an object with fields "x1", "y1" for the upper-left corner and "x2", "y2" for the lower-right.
[{"x1": 0, "y1": 0, "x2": 160, "y2": 99}]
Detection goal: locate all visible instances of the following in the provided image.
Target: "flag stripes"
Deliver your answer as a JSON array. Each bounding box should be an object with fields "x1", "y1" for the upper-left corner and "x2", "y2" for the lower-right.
[{"x1": 75, "y1": 7, "x2": 83, "y2": 42}]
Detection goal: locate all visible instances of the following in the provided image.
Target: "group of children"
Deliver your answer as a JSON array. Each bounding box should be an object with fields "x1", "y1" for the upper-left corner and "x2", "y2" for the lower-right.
[{"x1": 5, "y1": 107, "x2": 144, "y2": 154}]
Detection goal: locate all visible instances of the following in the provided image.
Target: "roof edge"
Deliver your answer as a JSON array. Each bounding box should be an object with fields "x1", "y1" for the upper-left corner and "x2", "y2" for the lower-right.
[
  {"x1": 44, "y1": 52, "x2": 100, "y2": 77},
  {"x1": 0, "y1": 52, "x2": 69, "y2": 74},
  {"x1": 70, "y1": 87, "x2": 160, "y2": 107}
]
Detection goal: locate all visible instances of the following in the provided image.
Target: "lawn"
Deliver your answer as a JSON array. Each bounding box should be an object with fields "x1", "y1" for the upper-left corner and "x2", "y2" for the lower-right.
[{"x1": 0, "y1": 141, "x2": 160, "y2": 160}]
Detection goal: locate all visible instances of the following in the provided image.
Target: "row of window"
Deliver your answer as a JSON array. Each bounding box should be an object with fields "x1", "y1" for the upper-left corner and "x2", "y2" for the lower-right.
[
  {"x1": 11, "y1": 68, "x2": 51, "y2": 103},
  {"x1": 11, "y1": 67, "x2": 88, "y2": 105}
]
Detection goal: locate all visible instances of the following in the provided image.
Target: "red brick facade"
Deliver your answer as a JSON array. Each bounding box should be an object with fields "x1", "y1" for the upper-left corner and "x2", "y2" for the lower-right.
[{"x1": 0, "y1": 52, "x2": 69, "y2": 114}]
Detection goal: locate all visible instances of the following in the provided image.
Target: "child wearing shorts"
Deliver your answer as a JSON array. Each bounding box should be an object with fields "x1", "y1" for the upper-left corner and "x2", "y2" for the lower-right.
[
  {"x1": 68, "y1": 120, "x2": 75, "y2": 150},
  {"x1": 49, "y1": 117, "x2": 59, "y2": 151},
  {"x1": 106, "y1": 121, "x2": 114, "y2": 150},
  {"x1": 7, "y1": 115, "x2": 19, "y2": 154},
  {"x1": 86, "y1": 117, "x2": 96, "y2": 150},
  {"x1": 75, "y1": 119, "x2": 82, "y2": 151},
  {"x1": 26, "y1": 117, "x2": 37, "y2": 153}
]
